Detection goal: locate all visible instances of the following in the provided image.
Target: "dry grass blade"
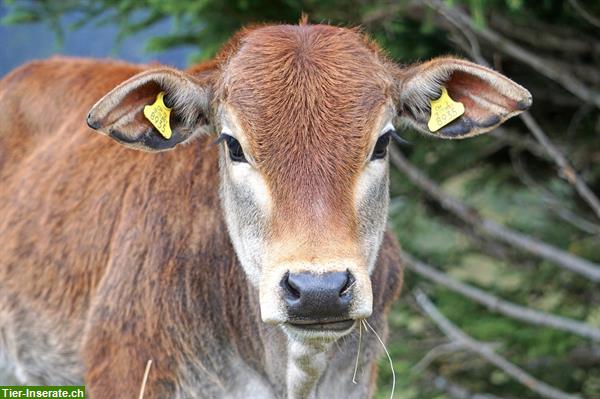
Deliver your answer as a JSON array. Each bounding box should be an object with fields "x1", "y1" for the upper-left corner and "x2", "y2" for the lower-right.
[
  {"x1": 352, "y1": 319, "x2": 363, "y2": 384},
  {"x1": 363, "y1": 320, "x2": 395, "y2": 399},
  {"x1": 138, "y1": 359, "x2": 153, "y2": 399}
]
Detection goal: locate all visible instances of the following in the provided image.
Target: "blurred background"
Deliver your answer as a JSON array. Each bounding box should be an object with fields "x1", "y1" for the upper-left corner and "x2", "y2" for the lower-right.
[{"x1": 1, "y1": 0, "x2": 599, "y2": 398}]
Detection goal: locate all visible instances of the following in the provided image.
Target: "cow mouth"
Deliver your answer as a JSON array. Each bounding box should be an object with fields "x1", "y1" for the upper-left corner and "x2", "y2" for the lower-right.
[{"x1": 286, "y1": 319, "x2": 355, "y2": 332}]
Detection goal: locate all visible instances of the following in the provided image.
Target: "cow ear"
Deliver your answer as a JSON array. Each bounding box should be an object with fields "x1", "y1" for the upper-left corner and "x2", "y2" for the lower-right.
[
  {"x1": 87, "y1": 68, "x2": 212, "y2": 151},
  {"x1": 395, "y1": 57, "x2": 532, "y2": 139}
]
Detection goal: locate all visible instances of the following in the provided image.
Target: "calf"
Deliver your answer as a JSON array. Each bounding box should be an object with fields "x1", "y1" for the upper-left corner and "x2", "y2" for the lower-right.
[{"x1": 0, "y1": 22, "x2": 531, "y2": 398}]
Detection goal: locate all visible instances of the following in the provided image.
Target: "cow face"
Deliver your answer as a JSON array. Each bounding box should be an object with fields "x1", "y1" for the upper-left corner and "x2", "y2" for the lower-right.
[
  {"x1": 215, "y1": 26, "x2": 395, "y2": 340},
  {"x1": 87, "y1": 24, "x2": 531, "y2": 343}
]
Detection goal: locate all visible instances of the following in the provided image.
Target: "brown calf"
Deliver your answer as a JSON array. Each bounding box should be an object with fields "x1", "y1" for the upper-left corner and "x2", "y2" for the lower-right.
[{"x1": 0, "y1": 22, "x2": 530, "y2": 398}]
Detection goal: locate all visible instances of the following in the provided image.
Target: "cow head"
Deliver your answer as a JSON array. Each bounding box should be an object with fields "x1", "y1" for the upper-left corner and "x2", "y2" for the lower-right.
[{"x1": 87, "y1": 24, "x2": 531, "y2": 343}]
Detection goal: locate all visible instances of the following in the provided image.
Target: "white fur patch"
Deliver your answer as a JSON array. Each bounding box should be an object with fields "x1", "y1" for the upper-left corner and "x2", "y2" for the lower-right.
[
  {"x1": 286, "y1": 339, "x2": 330, "y2": 399},
  {"x1": 354, "y1": 122, "x2": 392, "y2": 274},
  {"x1": 227, "y1": 160, "x2": 271, "y2": 211},
  {"x1": 354, "y1": 155, "x2": 387, "y2": 205},
  {"x1": 219, "y1": 120, "x2": 272, "y2": 289}
]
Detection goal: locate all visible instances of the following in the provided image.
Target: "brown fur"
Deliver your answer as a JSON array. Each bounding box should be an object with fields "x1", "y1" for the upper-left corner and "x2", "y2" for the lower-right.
[
  {"x1": 219, "y1": 25, "x2": 391, "y2": 246},
  {"x1": 0, "y1": 45, "x2": 401, "y2": 399},
  {"x1": 0, "y1": 22, "x2": 531, "y2": 398}
]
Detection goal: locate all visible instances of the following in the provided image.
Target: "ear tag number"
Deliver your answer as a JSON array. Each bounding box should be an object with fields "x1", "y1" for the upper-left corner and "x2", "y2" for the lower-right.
[
  {"x1": 428, "y1": 87, "x2": 465, "y2": 132},
  {"x1": 143, "y1": 91, "x2": 172, "y2": 139}
]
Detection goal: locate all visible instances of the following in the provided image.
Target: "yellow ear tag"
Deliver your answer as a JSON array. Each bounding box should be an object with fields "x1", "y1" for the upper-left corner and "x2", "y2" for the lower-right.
[
  {"x1": 143, "y1": 91, "x2": 172, "y2": 139},
  {"x1": 427, "y1": 87, "x2": 465, "y2": 132}
]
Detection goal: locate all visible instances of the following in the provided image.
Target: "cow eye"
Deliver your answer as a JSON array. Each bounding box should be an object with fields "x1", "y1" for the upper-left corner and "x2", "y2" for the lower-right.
[
  {"x1": 218, "y1": 134, "x2": 247, "y2": 163},
  {"x1": 371, "y1": 131, "x2": 391, "y2": 160}
]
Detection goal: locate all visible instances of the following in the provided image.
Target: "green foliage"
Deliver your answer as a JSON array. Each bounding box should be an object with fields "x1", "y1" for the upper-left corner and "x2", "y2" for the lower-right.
[{"x1": 3, "y1": 0, "x2": 599, "y2": 398}]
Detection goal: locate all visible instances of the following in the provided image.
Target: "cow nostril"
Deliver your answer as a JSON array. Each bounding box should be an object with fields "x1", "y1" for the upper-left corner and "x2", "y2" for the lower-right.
[
  {"x1": 339, "y1": 271, "x2": 355, "y2": 298},
  {"x1": 283, "y1": 271, "x2": 355, "y2": 322},
  {"x1": 282, "y1": 272, "x2": 301, "y2": 300}
]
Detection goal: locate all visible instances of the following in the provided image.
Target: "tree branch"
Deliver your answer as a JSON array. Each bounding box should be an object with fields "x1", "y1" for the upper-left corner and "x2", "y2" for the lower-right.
[
  {"x1": 489, "y1": 12, "x2": 600, "y2": 56},
  {"x1": 413, "y1": 342, "x2": 462, "y2": 373},
  {"x1": 400, "y1": 250, "x2": 600, "y2": 341},
  {"x1": 490, "y1": 127, "x2": 550, "y2": 160},
  {"x1": 424, "y1": 371, "x2": 505, "y2": 399},
  {"x1": 415, "y1": 289, "x2": 582, "y2": 399},
  {"x1": 421, "y1": 0, "x2": 600, "y2": 221},
  {"x1": 519, "y1": 112, "x2": 600, "y2": 220},
  {"x1": 422, "y1": 0, "x2": 600, "y2": 108},
  {"x1": 510, "y1": 150, "x2": 600, "y2": 235},
  {"x1": 568, "y1": 0, "x2": 600, "y2": 28},
  {"x1": 389, "y1": 146, "x2": 600, "y2": 282}
]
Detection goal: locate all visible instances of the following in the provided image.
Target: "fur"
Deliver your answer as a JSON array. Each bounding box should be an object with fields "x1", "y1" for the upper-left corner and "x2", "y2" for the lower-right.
[{"x1": 0, "y1": 22, "x2": 531, "y2": 398}]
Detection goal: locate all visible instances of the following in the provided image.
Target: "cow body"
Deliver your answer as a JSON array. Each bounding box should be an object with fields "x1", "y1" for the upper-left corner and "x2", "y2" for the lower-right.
[
  {"x1": 0, "y1": 58, "x2": 402, "y2": 398},
  {"x1": 0, "y1": 22, "x2": 531, "y2": 399}
]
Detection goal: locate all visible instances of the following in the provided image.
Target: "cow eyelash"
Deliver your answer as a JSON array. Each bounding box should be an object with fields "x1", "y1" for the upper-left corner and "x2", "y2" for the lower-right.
[
  {"x1": 371, "y1": 131, "x2": 392, "y2": 160},
  {"x1": 216, "y1": 133, "x2": 247, "y2": 163},
  {"x1": 370, "y1": 129, "x2": 411, "y2": 161}
]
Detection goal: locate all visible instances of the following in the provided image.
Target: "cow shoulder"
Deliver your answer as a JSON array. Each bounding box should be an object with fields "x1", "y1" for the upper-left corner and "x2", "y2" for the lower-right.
[{"x1": 0, "y1": 57, "x2": 144, "y2": 172}]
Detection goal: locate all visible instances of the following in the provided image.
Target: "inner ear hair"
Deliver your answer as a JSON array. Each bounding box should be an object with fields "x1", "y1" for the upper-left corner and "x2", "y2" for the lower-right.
[
  {"x1": 87, "y1": 67, "x2": 214, "y2": 151},
  {"x1": 88, "y1": 68, "x2": 211, "y2": 133},
  {"x1": 396, "y1": 57, "x2": 532, "y2": 138}
]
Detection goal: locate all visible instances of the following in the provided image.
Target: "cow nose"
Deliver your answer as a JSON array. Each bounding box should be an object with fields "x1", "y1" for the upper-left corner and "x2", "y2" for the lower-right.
[{"x1": 281, "y1": 271, "x2": 354, "y2": 321}]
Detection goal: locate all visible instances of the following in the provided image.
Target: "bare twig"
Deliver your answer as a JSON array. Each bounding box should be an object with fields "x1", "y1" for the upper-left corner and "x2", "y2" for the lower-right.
[
  {"x1": 566, "y1": 103, "x2": 594, "y2": 139},
  {"x1": 422, "y1": 0, "x2": 600, "y2": 108},
  {"x1": 389, "y1": 146, "x2": 600, "y2": 281},
  {"x1": 415, "y1": 289, "x2": 582, "y2": 399},
  {"x1": 413, "y1": 341, "x2": 462, "y2": 373},
  {"x1": 440, "y1": 6, "x2": 484, "y2": 63},
  {"x1": 361, "y1": 2, "x2": 408, "y2": 25},
  {"x1": 425, "y1": 371, "x2": 505, "y2": 399},
  {"x1": 553, "y1": 60, "x2": 600, "y2": 87},
  {"x1": 568, "y1": 0, "x2": 600, "y2": 28},
  {"x1": 401, "y1": 250, "x2": 600, "y2": 341},
  {"x1": 510, "y1": 150, "x2": 600, "y2": 235},
  {"x1": 519, "y1": 112, "x2": 600, "y2": 220},
  {"x1": 458, "y1": 223, "x2": 513, "y2": 260},
  {"x1": 490, "y1": 128, "x2": 549, "y2": 160},
  {"x1": 489, "y1": 13, "x2": 599, "y2": 55},
  {"x1": 423, "y1": 0, "x2": 600, "y2": 221}
]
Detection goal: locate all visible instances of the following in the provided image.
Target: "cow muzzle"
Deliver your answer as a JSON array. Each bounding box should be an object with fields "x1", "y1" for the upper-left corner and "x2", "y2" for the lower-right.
[
  {"x1": 281, "y1": 270, "x2": 355, "y2": 331},
  {"x1": 260, "y1": 259, "x2": 373, "y2": 339}
]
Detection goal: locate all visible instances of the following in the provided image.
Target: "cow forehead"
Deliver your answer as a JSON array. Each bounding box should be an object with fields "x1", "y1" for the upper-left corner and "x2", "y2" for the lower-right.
[
  {"x1": 222, "y1": 25, "x2": 391, "y2": 146},
  {"x1": 219, "y1": 24, "x2": 392, "y2": 238}
]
